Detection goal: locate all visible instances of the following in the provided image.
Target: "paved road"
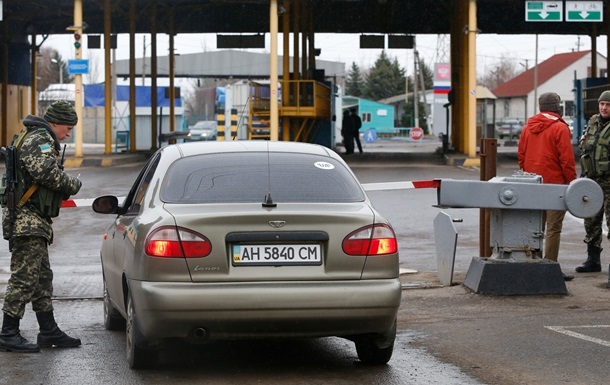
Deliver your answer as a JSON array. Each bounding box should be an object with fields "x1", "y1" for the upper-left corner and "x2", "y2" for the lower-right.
[{"x1": 1, "y1": 148, "x2": 609, "y2": 384}]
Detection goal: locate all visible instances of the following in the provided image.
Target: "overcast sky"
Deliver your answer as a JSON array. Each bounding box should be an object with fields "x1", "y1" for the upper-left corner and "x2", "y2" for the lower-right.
[{"x1": 42, "y1": 32, "x2": 608, "y2": 86}]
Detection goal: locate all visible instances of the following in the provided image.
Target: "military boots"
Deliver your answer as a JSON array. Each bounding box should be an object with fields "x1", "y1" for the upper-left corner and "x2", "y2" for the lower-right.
[
  {"x1": 575, "y1": 244, "x2": 602, "y2": 273},
  {"x1": 36, "y1": 311, "x2": 81, "y2": 348},
  {"x1": 0, "y1": 313, "x2": 40, "y2": 353}
]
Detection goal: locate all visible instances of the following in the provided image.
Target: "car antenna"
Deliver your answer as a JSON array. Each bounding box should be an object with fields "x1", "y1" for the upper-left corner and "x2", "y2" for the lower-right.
[
  {"x1": 262, "y1": 141, "x2": 276, "y2": 207},
  {"x1": 233, "y1": 96, "x2": 250, "y2": 140}
]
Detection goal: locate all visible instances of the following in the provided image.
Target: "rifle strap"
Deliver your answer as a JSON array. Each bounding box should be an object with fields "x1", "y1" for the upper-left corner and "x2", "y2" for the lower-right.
[
  {"x1": 13, "y1": 128, "x2": 39, "y2": 209},
  {"x1": 17, "y1": 184, "x2": 39, "y2": 209}
]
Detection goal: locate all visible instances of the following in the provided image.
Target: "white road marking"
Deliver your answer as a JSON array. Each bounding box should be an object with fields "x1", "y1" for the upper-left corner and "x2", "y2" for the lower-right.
[{"x1": 545, "y1": 325, "x2": 610, "y2": 347}]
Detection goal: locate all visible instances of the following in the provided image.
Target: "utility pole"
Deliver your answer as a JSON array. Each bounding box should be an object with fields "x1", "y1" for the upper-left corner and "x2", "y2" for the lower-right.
[
  {"x1": 73, "y1": 0, "x2": 84, "y2": 157},
  {"x1": 413, "y1": 37, "x2": 419, "y2": 127}
]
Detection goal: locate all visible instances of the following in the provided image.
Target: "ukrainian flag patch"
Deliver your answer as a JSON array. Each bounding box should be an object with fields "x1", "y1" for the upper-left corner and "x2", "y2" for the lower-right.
[{"x1": 39, "y1": 144, "x2": 52, "y2": 154}]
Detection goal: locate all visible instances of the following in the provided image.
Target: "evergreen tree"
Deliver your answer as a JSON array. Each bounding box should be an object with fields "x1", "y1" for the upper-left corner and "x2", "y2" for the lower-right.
[
  {"x1": 363, "y1": 51, "x2": 405, "y2": 101},
  {"x1": 345, "y1": 62, "x2": 364, "y2": 97}
]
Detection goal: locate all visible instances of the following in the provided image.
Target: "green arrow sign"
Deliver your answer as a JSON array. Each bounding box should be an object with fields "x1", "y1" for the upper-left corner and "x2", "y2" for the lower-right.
[
  {"x1": 525, "y1": 1, "x2": 563, "y2": 22},
  {"x1": 566, "y1": 1, "x2": 603, "y2": 22}
]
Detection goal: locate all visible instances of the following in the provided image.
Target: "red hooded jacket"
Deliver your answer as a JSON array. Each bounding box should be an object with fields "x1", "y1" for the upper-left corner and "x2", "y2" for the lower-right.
[{"x1": 517, "y1": 112, "x2": 576, "y2": 185}]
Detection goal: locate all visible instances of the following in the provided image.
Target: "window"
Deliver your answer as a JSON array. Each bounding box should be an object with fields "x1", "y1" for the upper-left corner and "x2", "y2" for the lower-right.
[
  {"x1": 362, "y1": 112, "x2": 372, "y2": 122},
  {"x1": 126, "y1": 154, "x2": 161, "y2": 214},
  {"x1": 161, "y1": 153, "x2": 365, "y2": 204}
]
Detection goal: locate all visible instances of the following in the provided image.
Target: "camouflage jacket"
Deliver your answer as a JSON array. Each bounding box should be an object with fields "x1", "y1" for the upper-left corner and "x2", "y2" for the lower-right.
[{"x1": 2, "y1": 115, "x2": 82, "y2": 244}]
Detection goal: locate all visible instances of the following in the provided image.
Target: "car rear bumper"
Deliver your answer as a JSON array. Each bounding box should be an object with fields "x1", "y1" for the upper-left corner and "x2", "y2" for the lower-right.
[{"x1": 128, "y1": 278, "x2": 401, "y2": 341}]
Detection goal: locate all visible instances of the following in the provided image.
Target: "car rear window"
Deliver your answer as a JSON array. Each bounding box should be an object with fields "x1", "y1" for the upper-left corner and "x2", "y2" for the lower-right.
[{"x1": 160, "y1": 152, "x2": 366, "y2": 203}]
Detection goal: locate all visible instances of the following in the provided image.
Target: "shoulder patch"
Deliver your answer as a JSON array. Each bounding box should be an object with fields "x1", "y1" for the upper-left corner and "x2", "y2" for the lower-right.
[{"x1": 39, "y1": 144, "x2": 52, "y2": 153}]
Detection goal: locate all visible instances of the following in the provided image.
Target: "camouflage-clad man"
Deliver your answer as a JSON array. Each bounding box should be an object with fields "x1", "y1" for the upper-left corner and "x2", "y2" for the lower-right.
[
  {"x1": 0, "y1": 101, "x2": 82, "y2": 353},
  {"x1": 576, "y1": 90, "x2": 610, "y2": 274}
]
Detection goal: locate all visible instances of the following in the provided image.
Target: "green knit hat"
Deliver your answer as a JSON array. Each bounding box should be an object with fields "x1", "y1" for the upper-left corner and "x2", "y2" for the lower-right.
[
  {"x1": 598, "y1": 91, "x2": 610, "y2": 103},
  {"x1": 44, "y1": 100, "x2": 78, "y2": 126}
]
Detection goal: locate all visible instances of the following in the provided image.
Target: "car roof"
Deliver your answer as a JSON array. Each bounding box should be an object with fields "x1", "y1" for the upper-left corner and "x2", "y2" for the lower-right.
[{"x1": 173, "y1": 140, "x2": 337, "y2": 158}]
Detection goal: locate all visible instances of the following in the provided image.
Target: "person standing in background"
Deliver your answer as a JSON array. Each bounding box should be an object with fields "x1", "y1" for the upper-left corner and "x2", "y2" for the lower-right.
[
  {"x1": 518, "y1": 92, "x2": 576, "y2": 281},
  {"x1": 351, "y1": 109, "x2": 363, "y2": 154},
  {"x1": 342, "y1": 109, "x2": 355, "y2": 155}
]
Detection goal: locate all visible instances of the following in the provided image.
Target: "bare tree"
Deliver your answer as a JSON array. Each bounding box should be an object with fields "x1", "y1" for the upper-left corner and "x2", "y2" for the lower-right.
[
  {"x1": 477, "y1": 55, "x2": 522, "y2": 90},
  {"x1": 85, "y1": 51, "x2": 101, "y2": 84},
  {"x1": 37, "y1": 48, "x2": 72, "y2": 91}
]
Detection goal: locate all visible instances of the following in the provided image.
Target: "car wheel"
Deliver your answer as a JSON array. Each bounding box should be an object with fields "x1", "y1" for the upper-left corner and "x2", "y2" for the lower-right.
[
  {"x1": 355, "y1": 322, "x2": 396, "y2": 365},
  {"x1": 103, "y1": 277, "x2": 125, "y2": 331},
  {"x1": 126, "y1": 294, "x2": 157, "y2": 369}
]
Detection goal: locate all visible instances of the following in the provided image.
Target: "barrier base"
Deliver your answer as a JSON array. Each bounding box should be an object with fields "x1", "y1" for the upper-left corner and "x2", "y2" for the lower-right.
[{"x1": 463, "y1": 257, "x2": 568, "y2": 295}]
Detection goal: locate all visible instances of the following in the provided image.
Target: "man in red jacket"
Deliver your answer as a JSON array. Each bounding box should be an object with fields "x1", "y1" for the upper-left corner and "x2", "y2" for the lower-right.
[{"x1": 518, "y1": 92, "x2": 577, "y2": 281}]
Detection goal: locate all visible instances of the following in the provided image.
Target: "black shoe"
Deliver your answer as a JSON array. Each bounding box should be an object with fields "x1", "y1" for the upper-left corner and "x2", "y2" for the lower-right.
[
  {"x1": 575, "y1": 263, "x2": 602, "y2": 273},
  {"x1": 563, "y1": 273, "x2": 574, "y2": 281},
  {"x1": 0, "y1": 334, "x2": 41, "y2": 353},
  {"x1": 0, "y1": 313, "x2": 40, "y2": 353},
  {"x1": 36, "y1": 312, "x2": 81, "y2": 348}
]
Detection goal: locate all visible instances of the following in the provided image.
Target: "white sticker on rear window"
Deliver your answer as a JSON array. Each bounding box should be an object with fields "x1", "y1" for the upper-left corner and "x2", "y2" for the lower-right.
[{"x1": 314, "y1": 162, "x2": 335, "y2": 170}]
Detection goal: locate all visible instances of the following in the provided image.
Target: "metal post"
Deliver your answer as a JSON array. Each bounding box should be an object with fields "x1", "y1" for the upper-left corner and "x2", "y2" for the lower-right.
[
  {"x1": 74, "y1": 0, "x2": 84, "y2": 157},
  {"x1": 269, "y1": 0, "x2": 279, "y2": 141},
  {"x1": 479, "y1": 138, "x2": 497, "y2": 258}
]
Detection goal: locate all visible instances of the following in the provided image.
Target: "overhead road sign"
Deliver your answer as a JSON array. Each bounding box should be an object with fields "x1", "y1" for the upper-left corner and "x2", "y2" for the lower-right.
[
  {"x1": 525, "y1": 1, "x2": 562, "y2": 21},
  {"x1": 566, "y1": 1, "x2": 603, "y2": 22}
]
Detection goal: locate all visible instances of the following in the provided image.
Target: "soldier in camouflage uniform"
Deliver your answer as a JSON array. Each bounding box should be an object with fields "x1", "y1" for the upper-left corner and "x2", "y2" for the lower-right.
[
  {"x1": 576, "y1": 91, "x2": 610, "y2": 274},
  {"x1": 0, "y1": 101, "x2": 82, "y2": 353}
]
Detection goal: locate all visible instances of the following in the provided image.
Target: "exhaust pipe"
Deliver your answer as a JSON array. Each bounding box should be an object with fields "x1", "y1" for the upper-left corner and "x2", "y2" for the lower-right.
[{"x1": 194, "y1": 328, "x2": 207, "y2": 339}]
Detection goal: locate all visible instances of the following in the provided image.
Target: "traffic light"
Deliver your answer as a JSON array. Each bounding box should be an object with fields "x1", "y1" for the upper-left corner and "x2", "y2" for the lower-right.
[{"x1": 74, "y1": 33, "x2": 81, "y2": 49}]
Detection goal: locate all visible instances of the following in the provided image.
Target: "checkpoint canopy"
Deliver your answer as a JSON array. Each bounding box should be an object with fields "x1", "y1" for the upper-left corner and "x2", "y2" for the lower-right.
[{"x1": 83, "y1": 85, "x2": 182, "y2": 108}]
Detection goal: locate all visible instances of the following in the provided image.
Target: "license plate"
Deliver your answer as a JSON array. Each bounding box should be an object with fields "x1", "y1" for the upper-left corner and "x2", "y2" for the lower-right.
[{"x1": 232, "y1": 244, "x2": 322, "y2": 265}]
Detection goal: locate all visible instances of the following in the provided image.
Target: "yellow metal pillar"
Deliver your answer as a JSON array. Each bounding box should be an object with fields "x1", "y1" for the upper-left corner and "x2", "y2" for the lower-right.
[
  {"x1": 270, "y1": 0, "x2": 279, "y2": 141},
  {"x1": 451, "y1": 0, "x2": 478, "y2": 162},
  {"x1": 104, "y1": 0, "x2": 112, "y2": 155},
  {"x1": 282, "y1": 0, "x2": 291, "y2": 141},
  {"x1": 74, "y1": 0, "x2": 84, "y2": 157},
  {"x1": 465, "y1": 0, "x2": 477, "y2": 159}
]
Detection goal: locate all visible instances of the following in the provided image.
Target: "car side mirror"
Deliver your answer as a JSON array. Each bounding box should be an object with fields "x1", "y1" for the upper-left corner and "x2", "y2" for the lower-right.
[{"x1": 92, "y1": 195, "x2": 119, "y2": 214}]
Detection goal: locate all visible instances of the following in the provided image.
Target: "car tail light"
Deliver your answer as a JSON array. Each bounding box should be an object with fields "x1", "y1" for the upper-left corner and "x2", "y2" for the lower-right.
[
  {"x1": 342, "y1": 224, "x2": 397, "y2": 256},
  {"x1": 145, "y1": 226, "x2": 212, "y2": 258}
]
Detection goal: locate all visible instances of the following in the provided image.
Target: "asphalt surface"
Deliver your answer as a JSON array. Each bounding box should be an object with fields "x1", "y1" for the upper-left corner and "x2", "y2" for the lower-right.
[{"x1": 3, "y1": 136, "x2": 610, "y2": 385}]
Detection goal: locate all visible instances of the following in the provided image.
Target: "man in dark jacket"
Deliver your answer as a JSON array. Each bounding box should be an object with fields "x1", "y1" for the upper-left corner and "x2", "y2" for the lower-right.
[
  {"x1": 351, "y1": 109, "x2": 363, "y2": 154},
  {"x1": 341, "y1": 109, "x2": 355, "y2": 155},
  {"x1": 0, "y1": 100, "x2": 82, "y2": 352},
  {"x1": 518, "y1": 92, "x2": 576, "y2": 281}
]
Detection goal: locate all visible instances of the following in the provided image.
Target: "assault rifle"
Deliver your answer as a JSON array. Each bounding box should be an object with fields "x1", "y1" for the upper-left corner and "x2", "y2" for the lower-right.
[{"x1": 1, "y1": 145, "x2": 17, "y2": 251}]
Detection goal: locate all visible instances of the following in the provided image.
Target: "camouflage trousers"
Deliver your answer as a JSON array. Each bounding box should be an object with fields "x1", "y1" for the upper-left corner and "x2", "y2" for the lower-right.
[
  {"x1": 583, "y1": 178, "x2": 610, "y2": 249},
  {"x1": 2, "y1": 236, "x2": 54, "y2": 319}
]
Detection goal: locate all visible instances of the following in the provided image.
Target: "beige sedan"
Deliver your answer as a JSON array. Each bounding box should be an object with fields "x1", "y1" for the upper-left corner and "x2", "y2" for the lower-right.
[{"x1": 93, "y1": 141, "x2": 401, "y2": 369}]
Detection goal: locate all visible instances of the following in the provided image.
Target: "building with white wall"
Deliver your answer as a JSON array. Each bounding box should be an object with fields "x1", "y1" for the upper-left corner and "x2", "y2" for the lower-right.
[{"x1": 492, "y1": 50, "x2": 607, "y2": 123}]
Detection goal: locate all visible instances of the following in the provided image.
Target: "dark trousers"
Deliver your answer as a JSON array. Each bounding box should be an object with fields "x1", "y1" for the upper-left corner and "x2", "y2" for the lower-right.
[
  {"x1": 354, "y1": 132, "x2": 363, "y2": 153},
  {"x1": 343, "y1": 134, "x2": 355, "y2": 154}
]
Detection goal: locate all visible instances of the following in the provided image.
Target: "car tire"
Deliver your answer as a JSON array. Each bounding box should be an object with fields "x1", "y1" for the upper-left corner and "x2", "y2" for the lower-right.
[
  {"x1": 126, "y1": 293, "x2": 157, "y2": 369},
  {"x1": 103, "y1": 277, "x2": 125, "y2": 331},
  {"x1": 354, "y1": 322, "x2": 396, "y2": 365}
]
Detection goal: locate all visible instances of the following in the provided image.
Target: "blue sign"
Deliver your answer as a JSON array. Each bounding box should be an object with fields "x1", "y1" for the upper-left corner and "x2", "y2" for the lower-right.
[
  {"x1": 364, "y1": 129, "x2": 377, "y2": 143},
  {"x1": 67, "y1": 59, "x2": 89, "y2": 75}
]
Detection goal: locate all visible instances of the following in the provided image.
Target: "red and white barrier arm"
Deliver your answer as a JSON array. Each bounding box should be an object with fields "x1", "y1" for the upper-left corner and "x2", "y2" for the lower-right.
[
  {"x1": 62, "y1": 196, "x2": 126, "y2": 208},
  {"x1": 61, "y1": 180, "x2": 440, "y2": 208},
  {"x1": 362, "y1": 180, "x2": 440, "y2": 191}
]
